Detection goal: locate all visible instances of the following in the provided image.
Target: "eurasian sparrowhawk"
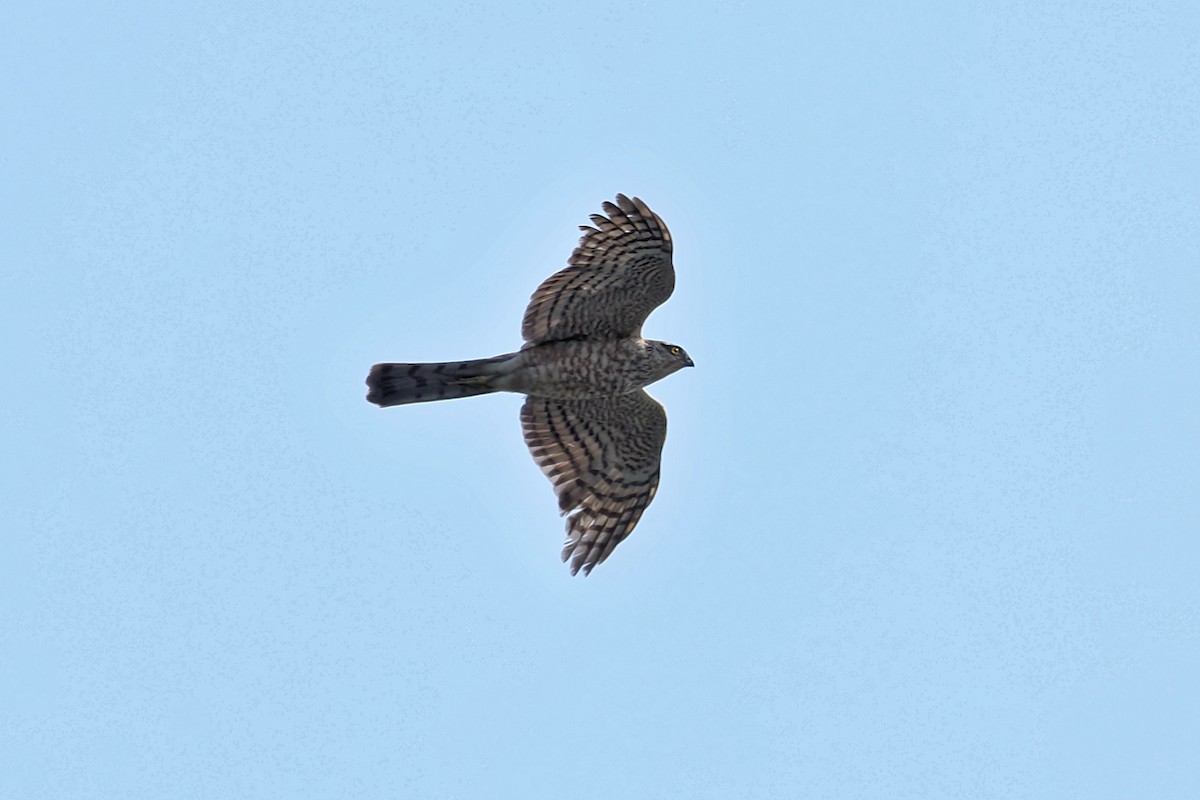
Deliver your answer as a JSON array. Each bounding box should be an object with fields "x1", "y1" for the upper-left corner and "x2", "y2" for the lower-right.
[{"x1": 367, "y1": 194, "x2": 692, "y2": 575}]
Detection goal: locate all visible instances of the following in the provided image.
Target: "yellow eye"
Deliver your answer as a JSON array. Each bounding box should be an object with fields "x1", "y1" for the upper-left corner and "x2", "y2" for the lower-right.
[{"x1": 670, "y1": 346, "x2": 681, "y2": 355}]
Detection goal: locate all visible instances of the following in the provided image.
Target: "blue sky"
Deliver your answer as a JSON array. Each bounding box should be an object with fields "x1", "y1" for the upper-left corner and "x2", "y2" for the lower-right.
[{"x1": 4, "y1": 2, "x2": 1198, "y2": 797}]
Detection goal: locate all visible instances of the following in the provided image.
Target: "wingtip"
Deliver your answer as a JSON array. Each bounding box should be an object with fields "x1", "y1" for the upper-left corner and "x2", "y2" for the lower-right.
[{"x1": 562, "y1": 541, "x2": 596, "y2": 577}]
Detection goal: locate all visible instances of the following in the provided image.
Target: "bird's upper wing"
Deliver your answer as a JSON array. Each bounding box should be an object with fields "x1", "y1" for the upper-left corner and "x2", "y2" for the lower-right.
[
  {"x1": 520, "y1": 390, "x2": 668, "y2": 575},
  {"x1": 521, "y1": 194, "x2": 674, "y2": 345}
]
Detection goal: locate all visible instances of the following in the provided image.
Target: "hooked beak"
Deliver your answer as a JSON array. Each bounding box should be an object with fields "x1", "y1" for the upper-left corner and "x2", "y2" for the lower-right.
[{"x1": 685, "y1": 356, "x2": 695, "y2": 368}]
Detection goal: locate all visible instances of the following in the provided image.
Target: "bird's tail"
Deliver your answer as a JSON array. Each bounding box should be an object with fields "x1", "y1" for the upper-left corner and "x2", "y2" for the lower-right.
[{"x1": 366, "y1": 354, "x2": 517, "y2": 407}]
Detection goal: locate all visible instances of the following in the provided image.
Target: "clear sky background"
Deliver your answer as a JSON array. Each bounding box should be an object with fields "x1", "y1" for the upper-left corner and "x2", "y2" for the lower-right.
[{"x1": 4, "y1": 2, "x2": 1199, "y2": 798}]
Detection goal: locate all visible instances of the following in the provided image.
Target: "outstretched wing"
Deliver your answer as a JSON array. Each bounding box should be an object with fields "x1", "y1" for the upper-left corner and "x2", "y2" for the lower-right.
[
  {"x1": 520, "y1": 391, "x2": 668, "y2": 575},
  {"x1": 521, "y1": 194, "x2": 674, "y2": 345}
]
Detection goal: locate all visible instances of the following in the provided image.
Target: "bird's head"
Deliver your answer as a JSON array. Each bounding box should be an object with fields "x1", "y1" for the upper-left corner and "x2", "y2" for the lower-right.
[{"x1": 647, "y1": 340, "x2": 695, "y2": 381}]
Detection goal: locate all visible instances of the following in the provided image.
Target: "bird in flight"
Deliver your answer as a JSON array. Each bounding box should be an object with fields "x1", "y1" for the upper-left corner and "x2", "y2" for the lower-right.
[{"x1": 366, "y1": 194, "x2": 692, "y2": 575}]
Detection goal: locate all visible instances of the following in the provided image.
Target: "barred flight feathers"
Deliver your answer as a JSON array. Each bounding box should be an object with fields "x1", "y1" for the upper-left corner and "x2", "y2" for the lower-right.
[
  {"x1": 521, "y1": 194, "x2": 674, "y2": 345},
  {"x1": 520, "y1": 391, "x2": 667, "y2": 576}
]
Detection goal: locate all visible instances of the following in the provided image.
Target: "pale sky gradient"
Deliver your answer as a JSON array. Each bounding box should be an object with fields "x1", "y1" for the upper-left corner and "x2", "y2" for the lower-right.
[{"x1": 4, "y1": 2, "x2": 1199, "y2": 798}]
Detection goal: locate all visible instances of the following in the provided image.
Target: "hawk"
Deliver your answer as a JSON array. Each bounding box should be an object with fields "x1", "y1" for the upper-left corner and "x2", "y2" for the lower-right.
[{"x1": 366, "y1": 194, "x2": 692, "y2": 575}]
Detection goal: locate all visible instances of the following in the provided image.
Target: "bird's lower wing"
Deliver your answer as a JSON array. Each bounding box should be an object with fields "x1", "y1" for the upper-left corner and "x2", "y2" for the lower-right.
[{"x1": 520, "y1": 391, "x2": 668, "y2": 575}]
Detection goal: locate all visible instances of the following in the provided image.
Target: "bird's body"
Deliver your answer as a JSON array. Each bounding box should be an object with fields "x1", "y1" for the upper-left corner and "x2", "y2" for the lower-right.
[
  {"x1": 501, "y1": 338, "x2": 676, "y2": 399},
  {"x1": 367, "y1": 194, "x2": 692, "y2": 575},
  {"x1": 368, "y1": 337, "x2": 682, "y2": 406}
]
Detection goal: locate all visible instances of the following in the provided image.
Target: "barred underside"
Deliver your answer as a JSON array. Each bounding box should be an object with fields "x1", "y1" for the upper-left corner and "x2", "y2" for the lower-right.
[
  {"x1": 367, "y1": 194, "x2": 688, "y2": 576},
  {"x1": 520, "y1": 391, "x2": 667, "y2": 576}
]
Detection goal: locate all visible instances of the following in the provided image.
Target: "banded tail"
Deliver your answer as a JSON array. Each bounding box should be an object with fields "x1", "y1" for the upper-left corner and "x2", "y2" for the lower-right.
[{"x1": 366, "y1": 354, "x2": 516, "y2": 407}]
